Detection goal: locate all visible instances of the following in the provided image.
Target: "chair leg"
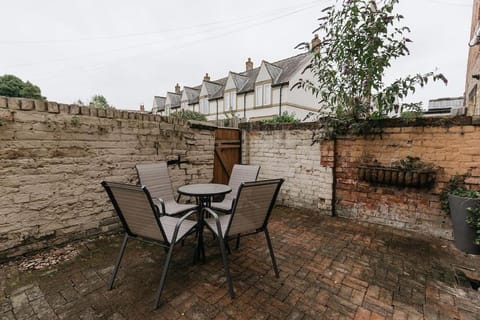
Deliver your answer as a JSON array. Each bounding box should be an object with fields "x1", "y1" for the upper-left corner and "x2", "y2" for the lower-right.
[
  {"x1": 109, "y1": 234, "x2": 129, "y2": 290},
  {"x1": 155, "y1": 244, "x2": 175, "y2": 309},
  {"x1": 264, "y1": 228, "x2": 280, "y2": 278},
  {"x1": 225, "y1": 239, "x2": 231, "y2": 255},
  {"x1": 218, "y1": 235, "x2": 235, "y2": 298}
]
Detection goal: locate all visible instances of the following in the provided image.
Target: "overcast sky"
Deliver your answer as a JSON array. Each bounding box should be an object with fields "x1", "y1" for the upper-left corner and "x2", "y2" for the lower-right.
[{"x1": 0, "y1": 0, "x2": 472, "y2": 111}]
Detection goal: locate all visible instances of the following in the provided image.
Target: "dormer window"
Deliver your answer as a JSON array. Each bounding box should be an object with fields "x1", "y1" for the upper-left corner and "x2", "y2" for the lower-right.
[{"x1": 255, "y1": 83, "x2": 272, "y2": 106}]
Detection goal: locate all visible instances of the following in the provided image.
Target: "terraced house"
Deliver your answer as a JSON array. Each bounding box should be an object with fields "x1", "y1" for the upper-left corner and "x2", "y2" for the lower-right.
[{"x1": 152, "y1": 37, "x2": 321, "y2": 122}]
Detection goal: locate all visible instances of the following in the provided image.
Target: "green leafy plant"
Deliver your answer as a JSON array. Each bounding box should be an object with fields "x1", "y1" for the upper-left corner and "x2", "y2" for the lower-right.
[
  {"x1": 70, "y1": 116, "x2": 80, "y2": 127},
  {"x1": 170, "y1": 109, "x2": 207, "y2": 121},
  {"x1": 294, "y1": 0, "x2": 447, "y2": 141},
  {"x1": 264, "y1": 112, "x2": 299, "y2": 124},
  {"x1": 391, "y1": 156, "x2": 435, "y2": 172},
  {"x1": 466, "y1": 206, "x2": 480, "y2": 245},
  {"x1": 89, "y1": 94, "x2": 111, "y2": 109},
  {"x1": 439, "y1": 174, "x2": 480, "y2": 213}
]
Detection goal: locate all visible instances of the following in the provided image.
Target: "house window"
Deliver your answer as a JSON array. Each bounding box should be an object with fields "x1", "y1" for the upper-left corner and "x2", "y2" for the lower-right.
[
  {"x1": 224, "y1": 93, "x2": 230, "y2": 111},
  {"x1": 201, "y1": 98, "x2": 209, "y2": 114},
  {"x1": 264, "y1": 84, "x2": 271, "y2": 105},
  {"x1": 225, "y1": 92, "x2": 236, "y2": 111},
  {"x1": 255, "y1": 85, "x2": 263, "y2": 106}
]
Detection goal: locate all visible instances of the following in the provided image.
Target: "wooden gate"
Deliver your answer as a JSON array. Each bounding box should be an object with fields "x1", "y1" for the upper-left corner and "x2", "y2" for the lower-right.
[{"x1": 213, "y1": 128, "x2": 241, "y2": 184}]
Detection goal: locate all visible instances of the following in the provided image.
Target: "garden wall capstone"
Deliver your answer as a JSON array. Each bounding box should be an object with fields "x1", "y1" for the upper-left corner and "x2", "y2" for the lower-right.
[
  {"x1": 0, "y1": 96, "x2": 216, "y2": 259},
  {"x1": 240, "y1": 122, "x2": 333, "y2": 212}
]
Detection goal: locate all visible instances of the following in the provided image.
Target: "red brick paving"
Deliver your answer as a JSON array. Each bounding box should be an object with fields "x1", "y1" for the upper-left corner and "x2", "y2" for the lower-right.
[{"x1": 1, "y1": 207, "x2": 480, "y2": 319}]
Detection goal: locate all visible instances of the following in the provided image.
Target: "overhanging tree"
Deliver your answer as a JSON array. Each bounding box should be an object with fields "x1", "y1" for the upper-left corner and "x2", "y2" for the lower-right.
[
  {"x1": 0, "y1": 74, "x2": 45, "y2": 100},
  {"x1": 294, "y1": 0, "x2": 447, "y2": 139}
]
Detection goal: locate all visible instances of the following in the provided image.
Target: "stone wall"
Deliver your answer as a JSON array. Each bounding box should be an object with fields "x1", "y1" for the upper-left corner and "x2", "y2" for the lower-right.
[
  {"x1": 241, "y1": 122, "x2": 333, "y2": 212},
  {"x1": 0, "y1": 96, "x2": 215, "y2": 259},
  {"x1": 322, "y1": 117, "x2": 480, "y2": 239}
]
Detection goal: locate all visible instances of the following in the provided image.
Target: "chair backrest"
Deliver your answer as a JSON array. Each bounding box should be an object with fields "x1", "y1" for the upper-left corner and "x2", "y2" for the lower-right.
[
  {"x1": 226, "y1": 179, "x2": 284, "y2": 236},
  {"x1": 102, "y1": 181, "x2": 167, "y2": 242},
  {"x1": 226, "y1": 164, "x2": 260, "y2": 200},
  {"x1": 136, "y1": 162, "x2": 175, "y2": 202}
]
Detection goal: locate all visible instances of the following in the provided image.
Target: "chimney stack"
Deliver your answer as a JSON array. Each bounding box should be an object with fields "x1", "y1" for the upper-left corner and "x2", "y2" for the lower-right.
[
  {"x1": 246, "y1": 57, "x2": 253, "y2": 71},
  {"x1": 311, "y1": 34, "x2": 321, "y2": 53},
  {"x1": 203, "y1": 73, "x2": 210, "y2": 81},
  {"x1": 140, "y1": 104, "x2": 145, "y2": 113},
  {"x1": 175, "y1": 83, "x2": 181, "y2": 94}
]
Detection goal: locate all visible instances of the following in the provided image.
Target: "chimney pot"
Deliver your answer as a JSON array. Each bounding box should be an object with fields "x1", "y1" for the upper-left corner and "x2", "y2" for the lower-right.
[
  {"x1": 140, "y1": 104, "x2": 145, "y2": 113},
  {"x1": 203, "y1": 73, "x2": 210, "y2": 81},
  {"x1": 175, "y1": 83, "x2": 181, "y2": 94},
  {"x1": 246, "y1": 57, "x2": 253, "y2": 71}
]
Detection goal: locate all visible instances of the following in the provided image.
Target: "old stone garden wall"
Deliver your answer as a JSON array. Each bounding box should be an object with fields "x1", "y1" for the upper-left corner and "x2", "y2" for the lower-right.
[
  {"x1": 0, "y1": 96, "x2": 215, "y2": 259},
  {"x1": 241, "y1": 122, "x2": 333, "y2": 211}
]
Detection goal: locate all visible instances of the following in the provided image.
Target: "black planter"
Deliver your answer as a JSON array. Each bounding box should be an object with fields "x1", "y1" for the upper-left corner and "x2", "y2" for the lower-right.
[
  {"x1": 357, "y1": 165, "x2": 435, "y2": 188},
  {"x1": 448, "y1": 194, "x2": 480, "y2": 254}
]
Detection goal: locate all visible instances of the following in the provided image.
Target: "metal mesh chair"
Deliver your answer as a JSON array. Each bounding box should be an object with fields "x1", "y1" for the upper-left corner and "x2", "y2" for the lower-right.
[
  {"x1": 101, "y1": 181, "x2": 197, "y2": 309},
  {"x1": 211, "y1": 164, "x2": 260, "y2": 213},
  {"x1": 204, "y1": 178, "x2": 284, "y2": 298},
  {"x1": 136, "y1": 162, "x2": 197, "y2": 216}
]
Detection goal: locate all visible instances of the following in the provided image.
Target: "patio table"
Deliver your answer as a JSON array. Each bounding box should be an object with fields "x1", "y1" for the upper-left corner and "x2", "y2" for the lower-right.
[{"x1": 177, "y1": 183, "x2": 231, "y2": 262}]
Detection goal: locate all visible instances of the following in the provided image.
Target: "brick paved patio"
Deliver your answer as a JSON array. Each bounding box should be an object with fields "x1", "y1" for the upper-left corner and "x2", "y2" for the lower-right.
[{"x1": 1, "y1": 207, "x2": 480, "y2": 320}]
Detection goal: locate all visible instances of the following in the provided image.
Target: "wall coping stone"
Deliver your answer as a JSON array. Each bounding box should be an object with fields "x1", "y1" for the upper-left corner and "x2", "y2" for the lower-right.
[
  {"x1": 240, "y1": 116, "x2": 477, "y2": 132},
  {"x1": 0, "y1": 95, "x2": 215, "y2": 131}
]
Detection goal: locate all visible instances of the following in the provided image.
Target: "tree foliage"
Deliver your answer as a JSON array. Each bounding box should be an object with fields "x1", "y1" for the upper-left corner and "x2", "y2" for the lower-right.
[
  {"x1": 294, "y1": 0, "x2": 447, "y2": 139},
  {"x1": 263, "y1": 111, "x2": 299, "y2": 124},
  {"x1": 89, "y1": 94, "x2": 111, "y2": 109},
  {"x1": 170, "y1": 109, "x2": 207, "y2": 121},
  {"x1": 0, "y1": 74, "x2": 45, "y2": 100}
]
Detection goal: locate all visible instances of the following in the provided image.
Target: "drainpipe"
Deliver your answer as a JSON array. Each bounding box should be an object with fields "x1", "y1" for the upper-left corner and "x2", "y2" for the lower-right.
[
  {"x1": 331, "y1": 137, "x2": 337, "y2": 217},
  {"x1": 243, "y1": 93, "x2": 247, "y2": 120},
  {"x1": 279, "y1": 84, "x2": 284, "y2": 116}
]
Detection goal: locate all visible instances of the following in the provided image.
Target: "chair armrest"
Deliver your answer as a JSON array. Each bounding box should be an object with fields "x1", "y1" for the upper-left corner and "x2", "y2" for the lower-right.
[
  {"x1": 154, "y1": 198, "x2": 167, "y2": 215},
  {"x1": 204, "y1": 208, "x2": 224, "y2": 239},
  {"x1": 170, "y1": 210, "x2": 197, "y2": 244}
]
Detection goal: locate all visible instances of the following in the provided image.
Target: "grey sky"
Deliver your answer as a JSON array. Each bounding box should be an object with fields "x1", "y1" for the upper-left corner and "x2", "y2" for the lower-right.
[{"x1": 0, "y1": 0, "x2": 472, "y2": 111}]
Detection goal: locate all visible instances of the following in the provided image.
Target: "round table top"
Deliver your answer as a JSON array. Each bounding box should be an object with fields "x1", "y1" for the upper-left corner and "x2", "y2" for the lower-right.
[{"x1": 177, "y1": 183, "x2": 232, "y2": 197}]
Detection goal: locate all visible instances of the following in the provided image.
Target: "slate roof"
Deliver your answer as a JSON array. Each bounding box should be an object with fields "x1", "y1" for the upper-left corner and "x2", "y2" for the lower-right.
[
  {"x1": 166, "y1": 92, "x2": 182, "y2": 109},
  {"x1": 156, "y1": 52, "x2": 310, "y2": 107},
  {"x1": 207, "y1": 78, "x2": 228, "y2": 101},
  {"x1": 183, "y1": 86, "x2": 201, "y2": 105},
  {"x1": 152, "y1": 96, "x2": 166, "y2": 112}
]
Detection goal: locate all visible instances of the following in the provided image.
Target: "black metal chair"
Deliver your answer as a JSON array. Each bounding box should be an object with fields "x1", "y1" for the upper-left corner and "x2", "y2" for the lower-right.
[
  {"x1": 203, "y1": 178, "x2": 284, "y2": 298},
  {"x1": 136, "y1": 162, "x2": 197, "y2": 216},
  {"x1": 101, "y1": 181, "x2": 197, "y2": 309}
]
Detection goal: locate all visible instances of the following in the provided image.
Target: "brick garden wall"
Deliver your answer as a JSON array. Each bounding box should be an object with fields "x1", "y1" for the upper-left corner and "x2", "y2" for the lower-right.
[
  {"x1": 322, "y1": 117, "x2": 480, "y2": 239},
  {"x1": 241, "y1": 122, "x2": 333, "y2": 211},
  {"x1": 0, "y1": 96, "x2": 215, "y2": 259}
]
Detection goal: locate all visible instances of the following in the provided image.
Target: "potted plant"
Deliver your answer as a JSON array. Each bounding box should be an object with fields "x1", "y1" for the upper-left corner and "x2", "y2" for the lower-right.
[{"x1": 441, "y1": 175, "x2": 480, "y2": 254}]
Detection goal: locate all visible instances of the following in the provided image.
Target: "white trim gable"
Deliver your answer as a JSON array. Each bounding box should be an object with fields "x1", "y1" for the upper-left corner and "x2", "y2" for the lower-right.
[
  {"x1": 199, "y1": 82, "x2": 209, "y2": 97},
  {"x1": 180, "y1": 90, "x2": 189, "y2": 103},
  {"x1": 224, "y1": 73, "x2": 237, "y2": 91},
  {"x1": 256, "y1": 61, "x2": 273, "y2": 83}
]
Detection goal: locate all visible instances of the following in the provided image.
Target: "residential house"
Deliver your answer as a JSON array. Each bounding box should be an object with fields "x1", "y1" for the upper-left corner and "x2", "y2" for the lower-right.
[
  {"x1": 423, "y1": 97, "x2": 465, "y2": 117},
  {"x1": 152, "y1": 37, "x2": 321, "y2": 122},
  {"x1": 466, "y1": 0, "x2": 480, "y2": 115}
]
